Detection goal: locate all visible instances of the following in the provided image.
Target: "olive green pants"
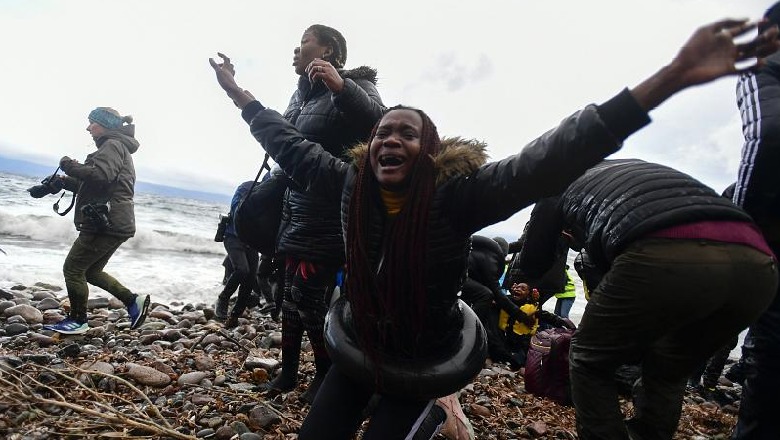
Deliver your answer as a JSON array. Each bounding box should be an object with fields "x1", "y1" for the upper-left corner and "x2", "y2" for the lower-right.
[
  {"x1": 571, "y1": 238, "x2": 777, "y2": 440},
  {"x1": 63, "y1": 232, "x2": 135, "y2": 322}
]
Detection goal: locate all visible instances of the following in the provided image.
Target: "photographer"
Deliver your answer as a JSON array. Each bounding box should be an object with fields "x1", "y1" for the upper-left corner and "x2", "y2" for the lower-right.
[{"x1": 36, "y1": 107, "x2": 149, "y2": 335}]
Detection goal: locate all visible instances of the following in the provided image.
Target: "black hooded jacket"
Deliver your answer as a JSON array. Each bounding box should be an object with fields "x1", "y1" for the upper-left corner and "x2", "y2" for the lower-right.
[{"x1": 274, "y1": 66, "x2": 385, "y2": 263}]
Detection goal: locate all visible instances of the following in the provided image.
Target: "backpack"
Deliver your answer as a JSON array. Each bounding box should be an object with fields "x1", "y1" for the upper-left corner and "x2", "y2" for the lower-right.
[
  {"x1": 524, "y1": 327, "x2": 573, "y2": 405},
  {"x1": 233, "y1": 159, "x2": 289, "y2": 255}
]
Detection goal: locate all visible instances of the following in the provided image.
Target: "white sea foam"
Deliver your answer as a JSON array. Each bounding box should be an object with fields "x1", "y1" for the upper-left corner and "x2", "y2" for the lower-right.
[{"x1": 0, "y1": 171, "x2": 229, "y2": 304}]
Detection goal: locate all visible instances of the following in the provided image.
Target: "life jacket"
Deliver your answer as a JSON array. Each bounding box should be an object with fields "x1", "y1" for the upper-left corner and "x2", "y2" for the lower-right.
[{"x1": 553, "y1": 271, "x2": 576, "y2": 299}]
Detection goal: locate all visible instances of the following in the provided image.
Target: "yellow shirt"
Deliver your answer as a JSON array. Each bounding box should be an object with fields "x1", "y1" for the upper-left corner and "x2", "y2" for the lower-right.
[
  {"x1": 498, "y1": 303, "x2": 539, "y2": 335},
  {"x1": 380, "y1": 188, "x2": 406, "y2": 215}
]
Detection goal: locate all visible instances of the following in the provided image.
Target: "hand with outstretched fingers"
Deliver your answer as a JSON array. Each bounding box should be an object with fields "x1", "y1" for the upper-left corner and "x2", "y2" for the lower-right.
[
  {"x1": 632, "y1": 18, "x2": 780, "y2": 111},
  {"x1": 209, "y1": 52, "x2": 255, "y2": 109}
]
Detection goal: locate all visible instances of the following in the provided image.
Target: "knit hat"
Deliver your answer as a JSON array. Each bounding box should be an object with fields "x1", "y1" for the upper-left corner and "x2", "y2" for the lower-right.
[{"x1": 88, "y1": 107, "x2": 125, "y2": 130}]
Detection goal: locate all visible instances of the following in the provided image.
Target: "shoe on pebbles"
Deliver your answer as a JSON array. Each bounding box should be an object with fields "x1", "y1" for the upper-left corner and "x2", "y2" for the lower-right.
[
  {"x1": 128, "y1": 294, "x2": 151, "y2": 329},
  {"x1": 44, "y1": 318, "x2": 89, "y2": 335}
]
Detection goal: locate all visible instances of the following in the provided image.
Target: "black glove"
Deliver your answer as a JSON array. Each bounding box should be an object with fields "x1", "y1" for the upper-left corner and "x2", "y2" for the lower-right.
[
  {"x1": 28, "y1": 183, "x2": 52, "y2": 198},
  {"x1": 28, "y1": 174, "x2": 64, "y2": 198}
]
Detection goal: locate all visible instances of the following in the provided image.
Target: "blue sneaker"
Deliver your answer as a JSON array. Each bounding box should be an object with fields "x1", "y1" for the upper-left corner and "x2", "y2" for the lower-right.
[
  {"x1": 44, "y1": 318, "x2": 89, "y2": 335},
  {"x1": 127, "y1": 294, "x2": 150, "y2": 329}
]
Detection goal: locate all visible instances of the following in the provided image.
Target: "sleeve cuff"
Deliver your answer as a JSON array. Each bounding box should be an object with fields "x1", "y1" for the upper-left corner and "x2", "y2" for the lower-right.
[
  {"x1": 596, "y1": 88, "x2": 651, "y2": 142},
  {"x1": 241, "y1": 100, "x2": 266, "y2": 124}
]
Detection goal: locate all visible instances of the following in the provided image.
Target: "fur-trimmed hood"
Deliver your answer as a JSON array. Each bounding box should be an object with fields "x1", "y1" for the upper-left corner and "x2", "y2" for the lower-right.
[
  {"x1": 346, "y1": 137, "x2": 489, "y2": 185},
  {"x1": 340, "y1": 66, "x2": 378, "y2": 84}
]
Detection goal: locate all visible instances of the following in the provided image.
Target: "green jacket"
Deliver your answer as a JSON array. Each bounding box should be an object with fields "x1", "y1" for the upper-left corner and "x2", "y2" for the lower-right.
[{"x1": 61, "y1": 125, "x2": 139, "y2": 237}]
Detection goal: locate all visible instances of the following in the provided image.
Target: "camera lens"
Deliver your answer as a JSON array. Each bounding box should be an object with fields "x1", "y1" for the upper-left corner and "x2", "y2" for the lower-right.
[{"x1": 28, "y1": 184, "x2": 50, "y2": 198}]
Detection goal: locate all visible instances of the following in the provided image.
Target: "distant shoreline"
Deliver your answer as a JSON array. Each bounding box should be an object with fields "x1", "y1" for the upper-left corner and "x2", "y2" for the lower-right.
[{"x1": 0, "y1": 158, "x2": 231, "y2": 204}]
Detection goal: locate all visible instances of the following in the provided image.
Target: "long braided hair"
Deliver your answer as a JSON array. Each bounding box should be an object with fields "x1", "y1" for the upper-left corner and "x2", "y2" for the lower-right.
[
  {"x1": 307, "y1": 24, "x2": 347, "y2": 68},
  {"x1": 345, "y1": 106, "x2": 442, "y2": 359}
]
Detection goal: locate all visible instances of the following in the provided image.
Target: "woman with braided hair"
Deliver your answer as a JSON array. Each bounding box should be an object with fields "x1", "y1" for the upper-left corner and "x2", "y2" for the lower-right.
[{"x1": 211, "y1": 18, "x2": 778, "y2": 440}]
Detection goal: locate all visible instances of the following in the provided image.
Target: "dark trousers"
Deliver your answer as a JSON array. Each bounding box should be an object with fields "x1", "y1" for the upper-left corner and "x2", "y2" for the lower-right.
[
  {"x1": 689, "y1": 335, "x2": 738, "y2": 388},
  {"x1": 221, "y1": 235, "x2": 259, "y2": 317},
  {"x1": 570, "y1": 239, "x2": 777, "y2": 440},
  {"x1": 63, "y1": 232, "x2": 135, "y2": 322},
  {"x1": 733, "y1": 242, "x2": 780, "y2": 440},
  {"x1": 279, "y1": 257, "x2": 338, "y2": 379},
  {"x1": 298, "y1": 366, "x2": 434, "y2": 440}
]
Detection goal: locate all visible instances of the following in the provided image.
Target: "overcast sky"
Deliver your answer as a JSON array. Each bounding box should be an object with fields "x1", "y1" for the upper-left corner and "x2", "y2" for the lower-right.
[{"x1": 0, "y1": 0, "x2": 772, "y2": 239}]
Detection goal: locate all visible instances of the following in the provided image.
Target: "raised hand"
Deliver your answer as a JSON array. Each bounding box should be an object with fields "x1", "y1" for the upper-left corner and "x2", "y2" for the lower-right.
[
  {"x1": 209, "y1": 53, "x2": 254, "y2": 109},
  {"x1": 209, "y1": 53, "x2": 239, "y2": 93},
  {"x1": 631, "y1": 19, "x2": 780, "y2": 111},
  {"x1": 673, "y1": 19, "x2": 780, "y2": 87}
]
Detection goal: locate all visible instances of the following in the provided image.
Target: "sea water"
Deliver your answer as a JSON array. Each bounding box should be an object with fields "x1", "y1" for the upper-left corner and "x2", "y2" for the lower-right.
[{"x1": 0, "y1": 171, "x2": 228, "y2": 306}]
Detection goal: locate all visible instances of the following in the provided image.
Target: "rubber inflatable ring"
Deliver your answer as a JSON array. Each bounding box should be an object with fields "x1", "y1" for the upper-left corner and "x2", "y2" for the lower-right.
[{"x1": 324, "y1": 297, "x2": 487, "y2": 400}]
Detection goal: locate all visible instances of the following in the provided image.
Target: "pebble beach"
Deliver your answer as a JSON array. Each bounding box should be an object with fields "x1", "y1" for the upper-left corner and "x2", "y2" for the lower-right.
[{"x1": 0, "y1": 281, "x2": 743, "y2": 439}]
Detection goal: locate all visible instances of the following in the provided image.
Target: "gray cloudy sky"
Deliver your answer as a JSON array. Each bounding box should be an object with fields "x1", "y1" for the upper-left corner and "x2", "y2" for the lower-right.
[{"x1": 0, "y1": 0, "x2": 772, "y2": 239}]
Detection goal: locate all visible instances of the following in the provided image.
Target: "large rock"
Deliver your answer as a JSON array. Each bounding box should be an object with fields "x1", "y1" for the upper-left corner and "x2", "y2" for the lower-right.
[
  {"x1": 3, "y1": 304, "x2": 43, "y2": 324},
  {"x1": 81, "y1": 361, "x2": 115, "y2": 376},
  {"x1": 248, "y1": 405, "x2": 281, "y2": 429},
  {"x1": 178, "y1": 371, "x2": 211, "y2": 386},
  {"x1": 36, "y1": 297, "x2": 61, "y2": 311},
  {"x1": 87, "y1": 297, "x2": 110, "y2": 310},
  {"x1": 31, "y1": 290, "x2": 56, "y2": 301},
  {"x1": 0, "y1": 300, "x2": 15, "y2": 314},
  {"x1": 5, "y1": 323, "x2": 30, "y2": 336},
  {"x1": 195, "y1": 355, "x2": 215, "y2": 371},
  {"x1": 33, "y1": 282, "x2": 62, "y2": 292},
  {"x1": 243, "y1": 355, "x2": 279, "y2": 372},
  {"x1": 125, "y1": 363, "x2": 172, "y2": 387}
]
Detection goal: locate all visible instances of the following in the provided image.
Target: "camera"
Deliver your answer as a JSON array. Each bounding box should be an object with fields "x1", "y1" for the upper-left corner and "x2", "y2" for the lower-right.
[
  {"x1": 28, "y1": 175, "x2": 63, "y2": 199},
  {"x1": 81, "y1": 203, "x2": 111, "y2": 231},
  {"x1": 214, "y1": 214, "x2": 230, "y2": 242}
]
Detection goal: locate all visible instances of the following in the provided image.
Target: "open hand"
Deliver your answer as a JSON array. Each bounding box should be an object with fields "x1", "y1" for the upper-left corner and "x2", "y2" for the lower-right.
[
  {"x1": 673, "y1": 19, "x2": 780, "y2": 87},
  {"x1": 209, "y1": 53, "x2": 255, "y2": 109},
  {"x1": 209, "y1": 52, "x2": 240, "y2": 95},
  {"x1": 632, "y1": 19, "x2": 780, "y2": 111}
]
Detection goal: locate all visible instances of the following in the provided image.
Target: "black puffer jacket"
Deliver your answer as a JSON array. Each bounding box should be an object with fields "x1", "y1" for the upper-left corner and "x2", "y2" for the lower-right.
[
  {"x1": 734, "y1": 51, "x2": 780, "y2": 245},
  {"x1": 243, "y1": 88, "x2": 651, "y2": 354},
  {"x1": 518, "y1": 159, "x2": 754, "y2": 277},
  {"x1": 276, "y1": 66, "x2": 385, "y2": 262}
]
